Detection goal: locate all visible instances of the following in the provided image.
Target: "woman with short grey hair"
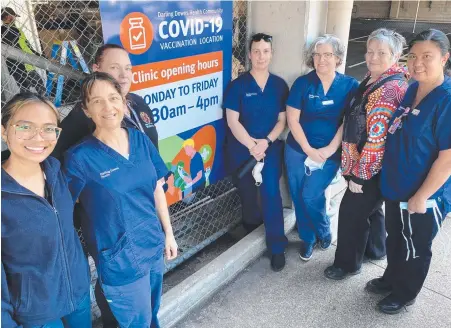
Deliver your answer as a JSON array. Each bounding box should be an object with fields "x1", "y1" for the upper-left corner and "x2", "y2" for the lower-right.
[
  {"x1": 366, "y1": 28, "x2": 405, "y2": 60},
  {"x1": 325, "y1": 28, "x2": 409, "y2": 280},
  {"x1": 285, "y1": 34, "x2": 358, "y2": 261},
  {"x1": 304, "y1": 34, "x2": 346, "y2": 69}
]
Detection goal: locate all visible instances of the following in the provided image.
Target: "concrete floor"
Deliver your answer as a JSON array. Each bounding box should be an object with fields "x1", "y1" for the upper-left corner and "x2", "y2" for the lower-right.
[{"x1": 177, "y1": 222, "x2": 451, "y2": 328}]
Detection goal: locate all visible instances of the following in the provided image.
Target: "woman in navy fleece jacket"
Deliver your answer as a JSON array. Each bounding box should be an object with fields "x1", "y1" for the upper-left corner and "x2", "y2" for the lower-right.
[{"x1": 1, "y1": 93, "x2": 91, "y2": 328}]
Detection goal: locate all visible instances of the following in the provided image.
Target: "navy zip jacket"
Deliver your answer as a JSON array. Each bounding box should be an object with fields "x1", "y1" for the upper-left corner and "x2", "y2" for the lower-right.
[{"x1": 1, "y1": 157, "x2": 90, "y2": 327}]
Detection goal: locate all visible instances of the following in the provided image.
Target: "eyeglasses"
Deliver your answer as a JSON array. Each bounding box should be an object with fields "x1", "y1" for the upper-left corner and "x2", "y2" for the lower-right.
[
  {"x1": 11, "y1": 124, "x2": 62, "y2": 141},
  {"x1": 251, "y1": 33, "x2": 272, "y2": 43},
  {"x1": 313, "y1": 52, "x2": 335, "y2": 59}
]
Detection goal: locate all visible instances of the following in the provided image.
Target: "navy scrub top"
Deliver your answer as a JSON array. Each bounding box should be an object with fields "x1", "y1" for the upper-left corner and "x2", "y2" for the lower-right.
[
  {"x1": 64, "y1": 128, "x2": 168, "y2": 286},
  {"x1": 223, "y1": 72, "x2": 289, "y2": 145},
  {"x1": 286, "y1": 71, "x2": 359, "y2": 156},
  {"x1": 381, "y1": 76, "x2": 451, "y2": 203}
]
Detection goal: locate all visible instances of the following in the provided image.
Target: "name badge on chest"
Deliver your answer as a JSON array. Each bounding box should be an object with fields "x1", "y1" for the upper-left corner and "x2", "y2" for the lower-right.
[{"x1": 322, "y1": 100, "x2": 334, "y2": 106}]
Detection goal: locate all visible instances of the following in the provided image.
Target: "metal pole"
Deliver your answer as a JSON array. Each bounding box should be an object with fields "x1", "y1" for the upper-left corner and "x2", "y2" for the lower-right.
[
  {"x1": 1, "y1": 44, "x2": 87, "y2": 80},
  {"x1": 413, "y1": 0, "x2": 421, "y2": 33},
  {"x1": 245, "y1": 0, "x2": 252, "y2": 71},
  {"x1": 396, "y1": 0, "x2": 401, "y2": 19}
]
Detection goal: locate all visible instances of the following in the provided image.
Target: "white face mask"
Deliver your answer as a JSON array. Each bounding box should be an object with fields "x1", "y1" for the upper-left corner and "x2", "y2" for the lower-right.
[
  {"x1": 252, "y1": 160, "x2": 265, "y2": 186},
  {"x1": 304, "y1": 157, "x2": 325, "y2": 176}
]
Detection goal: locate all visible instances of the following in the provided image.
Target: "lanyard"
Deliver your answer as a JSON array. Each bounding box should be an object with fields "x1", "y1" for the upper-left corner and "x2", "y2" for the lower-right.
[{"x1": 126, "y1": 103, "x2": 145, "y2": 133}]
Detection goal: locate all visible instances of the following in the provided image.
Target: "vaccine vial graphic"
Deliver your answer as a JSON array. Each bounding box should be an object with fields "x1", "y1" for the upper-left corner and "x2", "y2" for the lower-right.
[{"x1": 128, "y1": 17, "x2": 146, "y2": 50}]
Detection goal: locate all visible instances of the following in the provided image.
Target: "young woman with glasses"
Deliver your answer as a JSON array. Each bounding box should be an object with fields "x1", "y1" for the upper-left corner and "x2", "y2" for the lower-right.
[
  {"x1": 1, "y1": 93, "x2": 91, "y2": 328},
  {"x1": 224, "y1": 33, "x2": 289, "y2": 271}
]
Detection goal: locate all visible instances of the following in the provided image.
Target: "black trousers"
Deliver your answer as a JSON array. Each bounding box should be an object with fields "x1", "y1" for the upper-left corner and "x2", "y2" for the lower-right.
[
  {"x1": 334, "y1": 176, "x2": 385, "y2": 272},
  {"x1": 382, "y1": 200, "x2": 441, "y2": 302},
  {"x1": 365, "y1": 204, "x2": 387, "y2": 259}
]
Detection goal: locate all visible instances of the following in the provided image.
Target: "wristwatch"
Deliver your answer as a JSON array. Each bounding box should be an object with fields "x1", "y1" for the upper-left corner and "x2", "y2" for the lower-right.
[{"x1": 265, "y1": 136, "x2": 273, "y2": 146}]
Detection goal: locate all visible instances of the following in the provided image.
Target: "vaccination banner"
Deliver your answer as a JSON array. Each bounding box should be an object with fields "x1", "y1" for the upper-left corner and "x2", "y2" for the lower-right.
[{"x1": 99, "y1": 1, "x2": 233, "y2": 206}]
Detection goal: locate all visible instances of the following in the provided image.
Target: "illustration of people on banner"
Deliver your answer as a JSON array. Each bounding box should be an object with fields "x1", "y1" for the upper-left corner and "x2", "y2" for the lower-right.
[{"x1": 99, "y1": 1, "x2": 232, "y2": 206}]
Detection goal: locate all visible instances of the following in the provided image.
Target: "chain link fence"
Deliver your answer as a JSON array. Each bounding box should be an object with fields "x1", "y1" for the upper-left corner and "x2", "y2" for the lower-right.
[
  {"x1": 2, "y1": 0, "x2": 249, "y2": 323},
  {"x1": 1, "y1": 0, "x2": 102, "y2": 107}
]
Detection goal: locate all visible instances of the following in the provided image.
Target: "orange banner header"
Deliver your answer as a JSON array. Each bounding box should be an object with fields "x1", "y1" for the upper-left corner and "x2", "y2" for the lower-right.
[{"x1": 130, "y1": 51, "x2": 223, "y2": 92}]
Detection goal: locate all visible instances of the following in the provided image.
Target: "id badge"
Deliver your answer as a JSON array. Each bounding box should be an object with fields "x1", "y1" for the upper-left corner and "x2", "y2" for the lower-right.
[
  {"x1": 322, "y1": 100, "x2": 334, "y2": 106},
  {"x1": 388, "y1": 116, "x2": 402, "y2": 134}
]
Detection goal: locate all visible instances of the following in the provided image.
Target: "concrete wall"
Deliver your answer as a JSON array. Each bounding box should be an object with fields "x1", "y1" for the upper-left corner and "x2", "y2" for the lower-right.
[
  {"x1": 390, "y1": 1, "x2": 451, "y2": 21},
  {"x1": 352, "y1": 1, "x2": 391, "y2": 19},
  {"x1": 249, "y1": 1, "x2": 354, "y2": 207},
  {"x1": 249, "y1": 1, "x2": 308, "y2": 86}
]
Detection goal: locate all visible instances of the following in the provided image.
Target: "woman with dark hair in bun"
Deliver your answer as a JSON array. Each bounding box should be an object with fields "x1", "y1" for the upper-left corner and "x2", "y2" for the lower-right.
[{"x1": 367, "y1": 29, "x2": 451, "y2": 314}]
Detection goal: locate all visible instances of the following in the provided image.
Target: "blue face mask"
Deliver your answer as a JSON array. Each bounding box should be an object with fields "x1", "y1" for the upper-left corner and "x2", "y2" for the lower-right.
[{"x1": 304, "y1": 157, "x2": 325, "y2": 176}]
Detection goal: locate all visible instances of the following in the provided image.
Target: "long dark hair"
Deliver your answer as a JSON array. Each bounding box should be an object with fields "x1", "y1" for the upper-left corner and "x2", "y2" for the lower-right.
[
  {"x1": 409, "y1": 29, "x2": 451, "y2": 76},
  {"x1": 1, "y1": 92, "x2": 59, "y2": 127}
]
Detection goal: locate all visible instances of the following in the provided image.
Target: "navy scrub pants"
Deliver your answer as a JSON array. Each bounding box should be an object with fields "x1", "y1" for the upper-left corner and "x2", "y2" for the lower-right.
[
  {"x1": 284, "y1": 143, "x2": 340, "y2": 245},
  {"x1": 333, "y1": 175, "x2": 385, "y2": 273},
  {"x1": 24, "y1": 293, "x2": 92, "y2": 328},
  {"x1": 100, "y1": 254, "x2": 164, "y2": 328},
  {"x1": 381, "y1": 200, "x2": 443, "y2": 302},
  {"x1": 229, "y1": 140, "x2": 288, "y2": 255}
]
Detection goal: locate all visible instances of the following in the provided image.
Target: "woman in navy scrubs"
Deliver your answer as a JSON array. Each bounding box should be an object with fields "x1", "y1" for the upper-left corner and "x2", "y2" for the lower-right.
[
  {"x1": 325, "y1": 29, "x2": 409, "y2": 280},
  {"x1": 367, "y1": 29, "x2": 451, "y2": 314},
  {"x1": 1, "y1": 93, "x2": 91, "y2": 328},
  {"x1": 285, "y1": 34, "x2": 358, "y2": 261},
  {"x1": 224, "y1": 33, "x2": 289, "y2": 271},
  {"x1": 64, "y1": 73, "x2": 178, "y2": 327}
]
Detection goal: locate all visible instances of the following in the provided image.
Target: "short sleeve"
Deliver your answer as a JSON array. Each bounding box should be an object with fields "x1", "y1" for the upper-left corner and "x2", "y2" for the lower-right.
[
  {"x1": 63, "y1": 154, "x2": 87, "y2": 204},
  {"x1": 286, "y1": 77, "x2": 305, "y2": 110},
  {"x1": 279, "y1": 79, "x2": 289, "y2": 112},
  {"x1": 147, "y1": 139, "x2": 169, "y2": 180},
  {"x1": 223, "y1": 79, "x2": 242, "y2": 112},
  {"x1": 349, "y1": 78, "x2": 360, "y2": 97},
  {"x1": 341, "y1": 78, "x2": 360, "y2": 122},
  {"x1": 435, "y1": 98, "x2": 451, "y2": 151},
  {"x1": 51, "y1": 103, "x2": 94, "y2": 161}
]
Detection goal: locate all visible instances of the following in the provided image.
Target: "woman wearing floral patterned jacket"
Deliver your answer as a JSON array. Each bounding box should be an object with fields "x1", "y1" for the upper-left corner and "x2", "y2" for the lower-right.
[{"x1": 325, "y1": 28, "x2": 409, "y2": 280}]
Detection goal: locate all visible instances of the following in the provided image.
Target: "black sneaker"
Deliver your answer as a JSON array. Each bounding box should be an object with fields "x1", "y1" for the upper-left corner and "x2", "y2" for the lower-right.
[
  {"x1": 324, "y1": 265, "x2": 361, "y2": 280},
  {"x1": 270, "y1": 253, "x2": 285, "y2": 272},
  {"x1": 366, "y1": 277, "x2": 392, "y2": 295},
  {"x1": 377, "y1": 294, "x2": 416, "y2": 314},
  {"x1": 319, "y1": 236, "x2": 332, "y2": 250},
  {"x1": 299, "y1": 242, "x2": 316, "y2": 261}
]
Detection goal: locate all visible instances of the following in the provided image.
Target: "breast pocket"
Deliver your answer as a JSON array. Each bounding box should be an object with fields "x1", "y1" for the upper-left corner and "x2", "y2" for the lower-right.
[
  {"x1": 405, "y1": 112, "x2": 436, "y2": 164},
  {"x1": 241, "y1": 95, "x2": 262, "y2": 119}
]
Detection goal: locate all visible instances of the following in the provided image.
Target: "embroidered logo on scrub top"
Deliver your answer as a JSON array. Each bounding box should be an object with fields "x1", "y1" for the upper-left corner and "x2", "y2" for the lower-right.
[
  {"x1": 140, "y1": 112, "x2": 151, "y2": 124},
  {"x1": 139, "y1": 112, "x2": 154, "y2": 128},
  {"x1": 245, "y1": 93, "x2": 258, "y2": 97},
  {"x1": 100, "y1": 167, "x2": 120, "y2": 179},
  {"x1": 308, "y1": 94, "x2": 320, "y2": 99}
]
